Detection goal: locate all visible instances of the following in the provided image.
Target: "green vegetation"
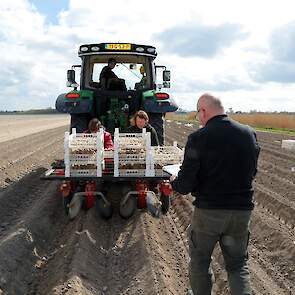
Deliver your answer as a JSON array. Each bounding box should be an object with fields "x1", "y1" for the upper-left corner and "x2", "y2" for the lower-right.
[{"x1": 254, "y1": 126, "x2": 295, "y2": 136}]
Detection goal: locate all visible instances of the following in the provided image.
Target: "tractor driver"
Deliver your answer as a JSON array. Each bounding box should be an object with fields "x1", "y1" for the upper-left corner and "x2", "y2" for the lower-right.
[
  {"x1": 135, "y1": 65, "x2": 147, "y2": 90},
  {"x1": 99, "y1": 58, "x2": 118, "y2": 89}
]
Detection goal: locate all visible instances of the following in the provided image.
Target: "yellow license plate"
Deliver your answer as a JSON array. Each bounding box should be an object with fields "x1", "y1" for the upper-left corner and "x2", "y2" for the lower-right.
[{"x1": 105, "y1": 43, "x2": 131, "y2": 50}]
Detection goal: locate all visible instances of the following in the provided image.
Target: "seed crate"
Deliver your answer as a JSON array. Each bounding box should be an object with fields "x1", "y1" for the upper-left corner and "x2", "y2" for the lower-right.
[
  {"x1": 151, "y1": 142, "x2": 183, "y2": 176},
  {"x1": 64, "y1": 128, "x2": 104, "y2": 177},
  {"x1": 113, "y1": 128, "x2": 153, "y2": 177},
  {"x1": 64, "y1": 129, "x2": 184, "y2": 178}
]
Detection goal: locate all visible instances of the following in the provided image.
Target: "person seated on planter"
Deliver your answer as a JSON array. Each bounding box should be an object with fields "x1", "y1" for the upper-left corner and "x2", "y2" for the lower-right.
[
  {"x1": 128, "y1": 110, "x2": 159, "y2": 146},
  {"x1": 85, "y1": 118, "x2": 113, "y2": 149}
]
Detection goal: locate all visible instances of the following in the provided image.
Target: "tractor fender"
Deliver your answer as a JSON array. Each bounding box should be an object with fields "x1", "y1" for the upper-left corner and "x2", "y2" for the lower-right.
[
  {"x1": 55, "y1": 93, "x2": 94, "y2": 114},
  {"x1": 143, "y1": 96, "x2": 178, "y2": 113}
]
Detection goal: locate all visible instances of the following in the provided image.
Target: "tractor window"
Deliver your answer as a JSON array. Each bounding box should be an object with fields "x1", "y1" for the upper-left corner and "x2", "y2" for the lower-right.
[{"x1": 89, "y1": 55, "x2": 151, "y2": 90}]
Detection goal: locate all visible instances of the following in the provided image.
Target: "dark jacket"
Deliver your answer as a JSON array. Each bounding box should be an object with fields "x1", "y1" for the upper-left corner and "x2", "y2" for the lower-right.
[
  {"x1": 99, "y1": 66, "x2": 118, "y2": 88},
  {"x1": 127, "y1": 124, "x2": 159, "y2": 146},
  {"x1": 171, "y1": 115, "x2": 260, "y2": 210}
]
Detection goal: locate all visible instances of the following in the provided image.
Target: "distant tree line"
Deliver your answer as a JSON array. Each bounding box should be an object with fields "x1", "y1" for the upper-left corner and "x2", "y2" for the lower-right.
[
  {"x1": 0, "y1": 107, "x2": 59, "y2": 114},
  {"x1": 227, "y1": 108, "x2": 295, "y2": 114}
]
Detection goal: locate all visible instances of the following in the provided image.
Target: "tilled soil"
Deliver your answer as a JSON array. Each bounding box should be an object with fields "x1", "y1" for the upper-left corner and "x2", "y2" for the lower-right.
[
  {"x1": 166, "y1": 121, "x2": 295, "y2": 295},
  {"x1": 0, "y1": 117, "x2": 294, "y2": 295}
]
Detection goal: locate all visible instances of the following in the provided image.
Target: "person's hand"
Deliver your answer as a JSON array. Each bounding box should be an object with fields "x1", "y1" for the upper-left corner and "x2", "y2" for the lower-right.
[{"x1": 170, "y1": 174, "x2": 177, "y2": 182}]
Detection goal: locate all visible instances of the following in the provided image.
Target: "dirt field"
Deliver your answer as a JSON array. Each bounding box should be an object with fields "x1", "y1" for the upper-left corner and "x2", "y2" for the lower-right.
[
  {"x1": 0, "y1": 116, "x2": 294, "y2": 294},
  {"x1": 0, "y1": 115, "x2": 70, "y2": 143}
]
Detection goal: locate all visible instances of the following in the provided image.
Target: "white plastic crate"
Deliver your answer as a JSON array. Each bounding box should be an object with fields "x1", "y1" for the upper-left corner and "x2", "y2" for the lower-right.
[
  {"x1": 118, "y1": 153, "x2": 146, "y2": 163},
  {"x1": 117, "y1": 169, "x2": 147, "y2": 177},
  {"x1": 64, "y1": 128, "x2": 104, "y2": 177},
  {"x1": 113, "y1": 128, "x2": 153, "y2": 177},
  {"x1": 151, "y1": 141, "x2": 183, "y2": 167},
  {"x1": 150, "y1": 141, "x2": 183, "y2": 176},
  {"x1": 115, "y1": 133, "x2": 147, "y2": 149},
  {"x1": 70, "y1": 153, "x2": 97, "y2": 163},
  {"x1": 64, "y1": 128, "x2": 184, "y2": 178},
  {"x1": 281, "y1": 139, "x2": 295, "y2": 151},
  {"x1": 69, "y1": 169, "x2": 97, "y2": 177}
]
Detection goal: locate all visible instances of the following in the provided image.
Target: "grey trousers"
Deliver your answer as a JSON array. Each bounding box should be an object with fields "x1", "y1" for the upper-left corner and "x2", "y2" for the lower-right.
[{"x1": 188, "y1": 208, "x2": 252, "y2": 295}]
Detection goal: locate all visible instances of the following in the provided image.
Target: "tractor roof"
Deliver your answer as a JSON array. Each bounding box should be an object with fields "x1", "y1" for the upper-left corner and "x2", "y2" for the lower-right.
[{"x1": 78, "y1": 43, "x2": 157, "y2": 58}]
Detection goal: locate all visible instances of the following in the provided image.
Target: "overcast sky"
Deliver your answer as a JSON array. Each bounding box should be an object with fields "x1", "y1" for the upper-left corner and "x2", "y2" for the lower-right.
[{"x1": 1, "y1": 0, "x2": 295, "y2": 112}]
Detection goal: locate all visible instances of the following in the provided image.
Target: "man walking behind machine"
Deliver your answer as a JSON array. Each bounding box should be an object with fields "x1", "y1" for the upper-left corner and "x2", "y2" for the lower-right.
[{"x1": 170, "y1": 93, "x2": 260, "y2": 295}]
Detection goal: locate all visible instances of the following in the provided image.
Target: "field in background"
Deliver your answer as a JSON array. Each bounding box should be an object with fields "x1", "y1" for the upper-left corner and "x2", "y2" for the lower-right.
[
  {"x1": 230, "y1": 113, "x2": 295, "y2": 130},
  {"x1": 0, "y1": 114, "x2": 69, "y2": 143},
  {"x1": 167, "y1": 112, "x2": 295, "y2": 133},
  {"x1": 166, "y1": 112, "x2": 197, "y2": 122}
]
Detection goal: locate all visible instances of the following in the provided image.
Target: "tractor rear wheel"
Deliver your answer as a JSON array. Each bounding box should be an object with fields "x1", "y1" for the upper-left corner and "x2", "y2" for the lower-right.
[{"x1": 149, "y1": 113, "x2": 164, "y2": 145}]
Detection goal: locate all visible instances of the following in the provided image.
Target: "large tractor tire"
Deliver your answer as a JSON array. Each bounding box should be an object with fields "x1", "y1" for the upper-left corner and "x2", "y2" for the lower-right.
[
  {"x1": 149, "y1": 113, "x2": 164, "y2": 145},
  {"x1": 70, "y1": 114, "x2": 91, "y2": 133}
]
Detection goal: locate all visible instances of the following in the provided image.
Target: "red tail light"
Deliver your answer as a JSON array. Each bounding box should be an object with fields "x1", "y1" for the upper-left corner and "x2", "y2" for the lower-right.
[
  {"x1": 65, "y1": 93, "x2": 80, "y2": 99},
  {"x1": 155, "y1": 92, "x2": 169, "y2": 100}
]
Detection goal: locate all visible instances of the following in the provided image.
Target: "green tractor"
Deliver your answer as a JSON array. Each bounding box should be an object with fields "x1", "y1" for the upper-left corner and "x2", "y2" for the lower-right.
[{"x1": 56, "y1": 42, "x2": 178, "y2": 144}]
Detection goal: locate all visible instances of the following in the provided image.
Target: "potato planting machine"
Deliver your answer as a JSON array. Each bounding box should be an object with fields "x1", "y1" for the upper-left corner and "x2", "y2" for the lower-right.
[{"x1": 42, "y1": 128, "x2": 183, "y2": 220}]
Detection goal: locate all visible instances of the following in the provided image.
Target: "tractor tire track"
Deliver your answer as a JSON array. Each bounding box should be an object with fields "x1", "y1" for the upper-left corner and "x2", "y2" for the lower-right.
[{"x1": 0, "y1": 126, "x2": 67, "y2": 188}]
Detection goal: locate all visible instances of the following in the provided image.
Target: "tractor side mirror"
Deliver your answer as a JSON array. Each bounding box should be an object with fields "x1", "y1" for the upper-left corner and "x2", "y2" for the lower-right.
[
  {"x1": 67, "y1": 70, "x2": 75, "y2": 84},
  {"x1": 66, "y1": 69, "x2": 79, "y2": 89},
  {"x1": 67, "y1": 65, "x2": 81, "y2": 89},
  {"x1": 163, "y1": 70, "x2": 171, "y2": 81}
]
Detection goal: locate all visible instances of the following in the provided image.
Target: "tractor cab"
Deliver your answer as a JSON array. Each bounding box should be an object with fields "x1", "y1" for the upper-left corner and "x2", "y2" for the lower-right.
[{"x1": 56, "y1": 43, "x2": 178, "y2": 144}]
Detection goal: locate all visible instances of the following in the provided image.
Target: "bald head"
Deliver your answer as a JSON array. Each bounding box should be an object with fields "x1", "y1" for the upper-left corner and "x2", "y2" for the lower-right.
[{"x1": 197, "y1": 93, "x2": 225, "y2": 126}]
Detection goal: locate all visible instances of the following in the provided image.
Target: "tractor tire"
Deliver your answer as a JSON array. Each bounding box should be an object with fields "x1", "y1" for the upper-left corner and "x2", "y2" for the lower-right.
[
  {"x1": 160, "y1": 194, "x2": 170, "y2": 215},
  {"x1": 95, "y1": 197, "x2": 113, "y2": 220},
  {"x1": 149, "y1": 113, "x2": 164, "y2": 145},
  {"x1": 119, "y1": 196, "x2": 137, "y2": 219},
  {"x1": 70, "y1": 114, "x2": 91, "y2": 133}
]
